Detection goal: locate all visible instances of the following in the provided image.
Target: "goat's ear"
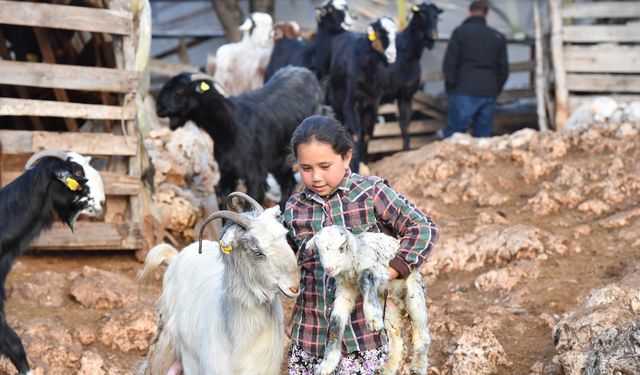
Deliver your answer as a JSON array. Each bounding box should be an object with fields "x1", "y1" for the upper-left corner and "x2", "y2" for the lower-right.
[
  {"x1": 220, "y1": 225, "x2": 244, "y2": 246},
  {"x1": 315, "y1": 6, "x2": 327, "y2": 21},
  {"x1": 366, "y1": 26, "x2": 377, "y2": 43},
  {"x1": 266, "y1": 205, "x2": 282, "y2": 219},
  {"x1": 305, "y1": 236, "x2": 317, "y2": 251},
  {"x1": 194, "y1": 81, "x2": 212, "y2": 94}
]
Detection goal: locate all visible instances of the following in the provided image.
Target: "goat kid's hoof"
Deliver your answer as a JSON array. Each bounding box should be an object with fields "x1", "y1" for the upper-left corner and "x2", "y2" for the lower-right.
[
  {"x1": 409, "y1": 367, "x2": 428, "y2": 375},
  {"x1": 366, "y1": 317, "x2": 384, "y2": 332},
  {"x1": 318, "y1": 360, "x2": 337, "y2": 375}
]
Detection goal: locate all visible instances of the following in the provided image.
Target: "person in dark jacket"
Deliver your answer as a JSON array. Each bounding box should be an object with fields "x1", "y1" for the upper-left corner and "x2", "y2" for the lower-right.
[{"x1": 440, "y1": 0, "x2": 509, "y2": 138}]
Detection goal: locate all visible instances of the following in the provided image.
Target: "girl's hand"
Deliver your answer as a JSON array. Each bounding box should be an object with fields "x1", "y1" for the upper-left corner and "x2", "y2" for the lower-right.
[{"x1": 388, "y1": 267, "x2": 399, "y2": 280}]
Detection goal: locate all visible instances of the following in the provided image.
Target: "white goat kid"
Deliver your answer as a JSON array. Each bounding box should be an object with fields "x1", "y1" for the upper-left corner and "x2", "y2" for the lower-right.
[
  {"x1": 307, "y1": 225, "x2": 430, "y2": 375},
  {"x1": 139, "y1": 192, "x2": 300, "y2": 375}
]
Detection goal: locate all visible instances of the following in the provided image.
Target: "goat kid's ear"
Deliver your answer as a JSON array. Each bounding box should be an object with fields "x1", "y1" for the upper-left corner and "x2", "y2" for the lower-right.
[{"x1": 305, "y1": 236, "x2": 317, "y2": 251}]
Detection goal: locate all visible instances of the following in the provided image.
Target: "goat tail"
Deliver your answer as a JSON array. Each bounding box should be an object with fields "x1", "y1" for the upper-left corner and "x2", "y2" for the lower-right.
[{"x1": 138, "y1": 243, "x2": 179, "y2": 284}]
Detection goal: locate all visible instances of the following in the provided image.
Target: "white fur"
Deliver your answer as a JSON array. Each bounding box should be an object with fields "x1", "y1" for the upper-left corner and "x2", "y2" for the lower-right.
[
  {"x1": 66, "y1": 151, "x2": 105, "y2": 217},
  {"x1": 308, "y1": 226, "x2": 430, "y2": 375},
  {"x1": 214, "y1": 12, "x2": 274, "y2": 95},
  {"x1": 140, "y1": 206, "x2": 300, "y2": 374}
]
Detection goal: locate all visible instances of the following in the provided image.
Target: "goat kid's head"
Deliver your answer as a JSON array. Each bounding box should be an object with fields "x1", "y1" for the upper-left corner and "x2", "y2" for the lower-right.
[
  {"x1": 408, "y1": 2, "x2": 443, "y2": 50},
  {"x1": 25, "y1": 149, "x2": 106, "y2": 229},
  {"x1": 367, "y1": 17, "x2": 398, "y2": 64},
  {"x1": 156, "y1": 72, "x2": 226, "y2": 130},
  {"x1": 306, "y1": 226, "x2": 356, "y2": 278},
  {"x1": 239, "y1": 12, "x2": 273, "y2": 48},
  {"x1": 316, "y1": 0, "x2": 355, "y2": 32},
  {"x1": 199, "y1": 192, "x2": 300, "y2": 304}
]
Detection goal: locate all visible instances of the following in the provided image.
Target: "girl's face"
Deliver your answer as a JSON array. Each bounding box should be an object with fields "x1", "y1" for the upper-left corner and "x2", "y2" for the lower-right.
[{"x1": 296, "y1": 139, "x2": 352, "y2": 197}]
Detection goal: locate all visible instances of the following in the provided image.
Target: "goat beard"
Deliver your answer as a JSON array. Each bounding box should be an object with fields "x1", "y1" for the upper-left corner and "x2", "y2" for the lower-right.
[{"x1": 169, "y1": 115, "x2": 187, "y2": 130}]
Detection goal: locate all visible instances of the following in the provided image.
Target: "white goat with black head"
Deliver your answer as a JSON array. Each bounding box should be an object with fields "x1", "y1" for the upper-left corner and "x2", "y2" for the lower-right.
[
  {"x1": 307, "y1": 225, "x2": 430, "y2": 375},
  {"x1": 138, "y1": 192, "x2": 300, "y2": 375},
  {"x1": 0, "y1": 148, "x2": 105, "y2": 375}
]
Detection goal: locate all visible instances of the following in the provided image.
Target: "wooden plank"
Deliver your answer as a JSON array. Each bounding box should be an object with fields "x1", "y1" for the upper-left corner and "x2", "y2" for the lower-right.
[
  {"x1": 2, "y1": 171, "x2": 140, "y2": 196},
  {"x1": 33, "y1": 27, "x2": 79, "y2": 132},
  {"x1": 368, "y1": 136, "x2": 432, "y2": 154},
  {"x1": 0, "y1": 98, "x2": 136, "y2": 120},
  {"x1": 568, "y1": 95, "x2": 640, "y2": 112},
  {"x1": 0, "y1": 0, "x2": 132, "y2": 35},
  {"x1": 149, "y1": 58, "x2": 200, "y2": 77},
  {"x1": 0, "y1": 130, "x2": 137, "y2": 156},
  {"x1": 563, "y1": 25, "x2": 640, "y2": 43},
  {"x1": 373, "y1": 120, "x2": 441, "y2": 137},
  {"x1": 421, "y1": 61, "x2": 536, "y2": 83},
  {"x1": 567, "y1": 73, "x2": 640, "y2": 93},
  {"x1": 550, "y1": 0, "x2": 569, "y2": 130},
  {"x1": 29, "y1": 222, "x2": 144, "y2": 250},
  {"x1": 564, "y1": 45, "x2": 640, "y2": 73},
  {"x1": 0, "y1": 61, "x2": 138, "y2": 93},
  {"x1": 562, "y1": 2, "x2": 640, "y2": 19}
]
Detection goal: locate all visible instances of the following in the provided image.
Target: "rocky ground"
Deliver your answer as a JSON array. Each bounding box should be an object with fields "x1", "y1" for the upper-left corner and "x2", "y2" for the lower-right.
[{"x1": 2, "y1": 121, "x2": 639, "y2": 374}]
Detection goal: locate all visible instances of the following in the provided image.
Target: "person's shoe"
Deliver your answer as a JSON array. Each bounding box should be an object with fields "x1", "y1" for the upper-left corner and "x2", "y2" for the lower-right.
[{"x1": 435, "y1": 129, "x2": 446, "y2": 139}]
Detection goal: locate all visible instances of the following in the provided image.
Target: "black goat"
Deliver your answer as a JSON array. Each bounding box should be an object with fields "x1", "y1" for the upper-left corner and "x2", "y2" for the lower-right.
[
  {"x1": 0, "y1": 149, "x2": 105, "y2": 375},
  {"x1": 326, "y1": 17, "x2": 398, "y2": 172},
  {"x1": 155, "y1": 66, "x2": 325, "y2": 209},
  {"x1": 263, "y1": 0, "x2": 353, "y2": 82},
  {"x1": 379, "y1": 2, "x2": 443, "y2": 151}
]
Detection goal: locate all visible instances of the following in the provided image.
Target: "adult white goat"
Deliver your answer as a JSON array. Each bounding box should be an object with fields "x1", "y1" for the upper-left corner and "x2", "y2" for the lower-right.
[
  {"x1": 138, "y1": 192, "x2": 300, "y2": 375},
  {"x1": 307, "y1": 225, "x2": 430, "y2": 375}
]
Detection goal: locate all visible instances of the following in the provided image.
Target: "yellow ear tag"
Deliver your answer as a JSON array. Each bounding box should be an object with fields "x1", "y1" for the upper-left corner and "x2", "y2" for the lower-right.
[
  {"x1": 219, "y1": 239, "x2": 233, "y2": 254},
  {"x1": 368, "y1": 31, "x2": 377, "y2": 42},
  {"x1": 200, "y1": 81, "x2": 211, "y2": 92},
  {"x1": 412, "y1": 4, "x2": 420, "y2": 11},
  {"x1": 65, "y1": 177, "x2": 79, "y2": 191}
]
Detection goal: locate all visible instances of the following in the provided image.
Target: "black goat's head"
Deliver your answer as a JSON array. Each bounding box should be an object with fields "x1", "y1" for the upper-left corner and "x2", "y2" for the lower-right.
[
  {"x1": 367, "y1": 17, "x2": 398, "y2": 65},
  {"x1": 316, "y1": 0, "x2": 355, "y2": 33},
  {"x1": 156, "y1": 72, "x2": 225, "y2": 130},
  {"x1": 408, "y1": 2, "x2": 443, "y2": 50}
]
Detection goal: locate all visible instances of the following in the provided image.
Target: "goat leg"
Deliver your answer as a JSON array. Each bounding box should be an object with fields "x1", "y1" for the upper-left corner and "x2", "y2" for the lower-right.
[
  {"x1": 0, "y1": 318, "x2": 30, "y2": 375},
  {"x1": 381, "y1": 297, "x2": 404, "y2": 375},
  {"x1": 318, "y1": 287, "x2": 357, "y2": 375},
  {"x1": 405, "y1": 272, "x2": 431, "y2": 375},
  {"x1": 358, "y1": 269, "x2": 385, "y2": 332}
]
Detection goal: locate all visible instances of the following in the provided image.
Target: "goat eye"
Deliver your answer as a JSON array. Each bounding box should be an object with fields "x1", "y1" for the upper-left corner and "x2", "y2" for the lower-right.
[
  {"x1": 74, "y1": 171, "x2": 82, "y2": 177},
  {"x1": 252, "y1": 248, "x2": 266, "y2": 259},
  {"x1": 339, "y1": 245, "x2": 345, "y2": 253}
]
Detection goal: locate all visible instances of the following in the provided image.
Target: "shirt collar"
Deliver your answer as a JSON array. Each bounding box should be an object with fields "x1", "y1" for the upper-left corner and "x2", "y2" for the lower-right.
[
  {"x1": 464, "y1": 15, "x2": 486, "y2": 25},
  {"x1": 301, "y1": 168, "x2": 352, "y2": 203}
]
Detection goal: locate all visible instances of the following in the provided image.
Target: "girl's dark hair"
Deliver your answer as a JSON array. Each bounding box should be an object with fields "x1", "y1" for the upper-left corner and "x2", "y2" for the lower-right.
[{"x1": 290, "y1": 115, "x2": 353, "y2": 159}]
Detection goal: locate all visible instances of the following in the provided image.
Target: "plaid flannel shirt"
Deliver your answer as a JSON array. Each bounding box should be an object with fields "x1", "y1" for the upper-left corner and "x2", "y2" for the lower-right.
[{"x1": 283, "y1": 170, "x2": 439, "y2": 356}]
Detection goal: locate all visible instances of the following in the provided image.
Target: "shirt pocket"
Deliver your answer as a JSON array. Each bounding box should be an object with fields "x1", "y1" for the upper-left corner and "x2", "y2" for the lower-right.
[{"x1": 342, "y1": 199, "x2": 380, "y2": 234}]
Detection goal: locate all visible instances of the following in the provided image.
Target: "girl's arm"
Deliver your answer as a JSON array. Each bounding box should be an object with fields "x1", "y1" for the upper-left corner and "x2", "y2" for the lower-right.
[{"x1": 373, "y1": 180, "x2": 439, "y2": 278}]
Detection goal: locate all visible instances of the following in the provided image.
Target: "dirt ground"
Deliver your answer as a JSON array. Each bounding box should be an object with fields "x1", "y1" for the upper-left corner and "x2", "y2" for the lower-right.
[{"x1": 3, "y1": 121, "x2": 640, "y2": 374}]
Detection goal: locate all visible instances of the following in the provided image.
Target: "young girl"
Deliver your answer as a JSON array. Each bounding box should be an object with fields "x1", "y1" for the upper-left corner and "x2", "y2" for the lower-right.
[{"x1": 284, "y1": 115, "x2": 439, "y2": 375}]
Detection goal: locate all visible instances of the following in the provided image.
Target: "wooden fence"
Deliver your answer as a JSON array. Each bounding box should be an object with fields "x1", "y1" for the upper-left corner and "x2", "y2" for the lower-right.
[
  {"x1": 0, "y1": 0, "x2": 149, "y2": 251},
  {"x1": 550, "y1": 0, "x2": 640, "y2": 129}
]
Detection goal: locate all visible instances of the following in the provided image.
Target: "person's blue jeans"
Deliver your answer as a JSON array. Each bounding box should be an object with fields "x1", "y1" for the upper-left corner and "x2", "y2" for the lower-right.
[{"x1": 444, "y1": 94, "x2": 497, "y2": 138}]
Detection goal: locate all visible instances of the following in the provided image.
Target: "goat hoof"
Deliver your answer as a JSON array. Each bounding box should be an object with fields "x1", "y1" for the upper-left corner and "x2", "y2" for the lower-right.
[
  {"x1": 366, "y1": 317, "x2": 384, "y2": 332},
  {"x1": 318, "y1": 361, "x2": 337, "y2": 375},
  {"x1": 409, "y1": 367, "x2": 428, "y2": 375}
]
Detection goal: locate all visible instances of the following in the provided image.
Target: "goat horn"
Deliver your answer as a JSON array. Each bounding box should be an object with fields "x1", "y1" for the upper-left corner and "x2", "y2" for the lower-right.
[
  {"x1": 189, "y1": 72, "x2": 215, "y2": 82},
  {"x1": 227, "y1": 192, "x2": 265, "y2": 214},
  {"x1": 198, "y1": 210, "x2": 251, "y2": 254},
  {"x1": 25, "y1": 148, "x2": 69, "y2": 170}
]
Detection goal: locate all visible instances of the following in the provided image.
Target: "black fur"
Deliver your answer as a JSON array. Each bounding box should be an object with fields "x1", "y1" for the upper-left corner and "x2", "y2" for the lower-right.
[
  {"x1": 326, "y1": 18, "x2": 396, "y2": 171},
  {"x1": 156, "y1": 66, "x2": 325, "y2": 208},
  {"x1": 380, "y1": 2, "x2": 443, "y2": 151},
  {"x1": 0, "y1": 156, "x2": 91, "y2": 374},
  {"x1": 264, "y1": 0, "x2": 351, "y2": 82}
]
